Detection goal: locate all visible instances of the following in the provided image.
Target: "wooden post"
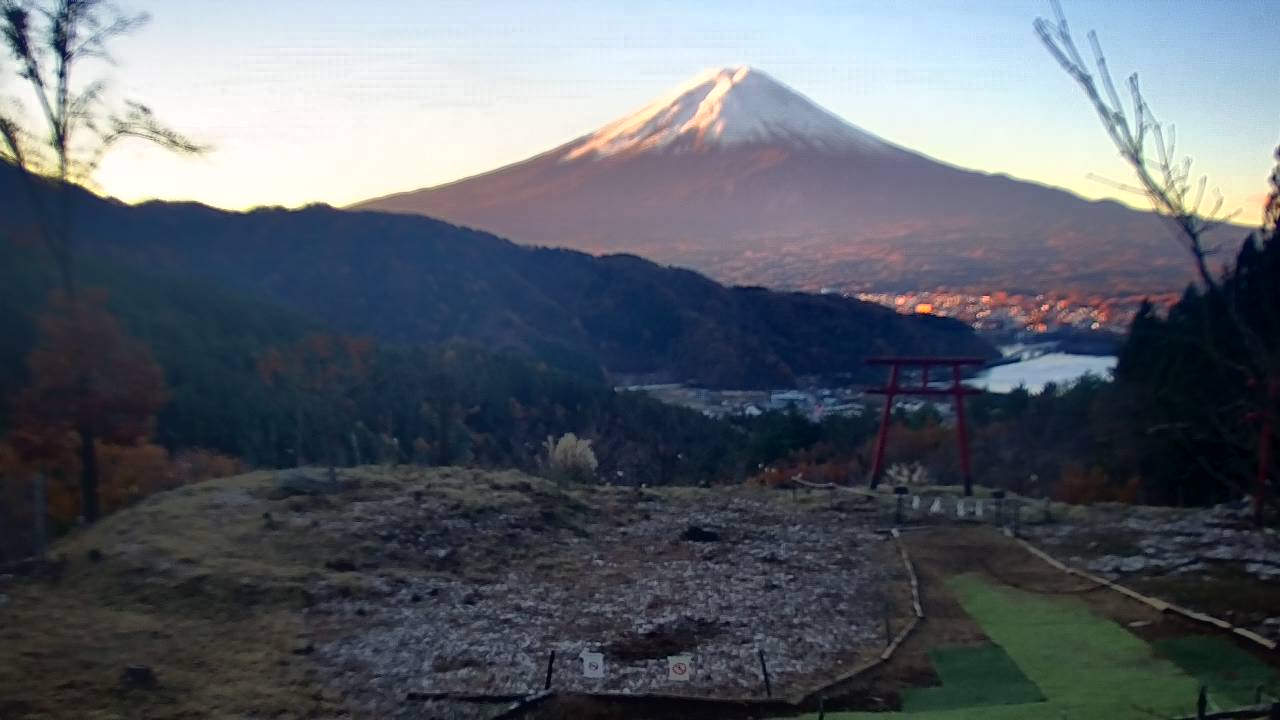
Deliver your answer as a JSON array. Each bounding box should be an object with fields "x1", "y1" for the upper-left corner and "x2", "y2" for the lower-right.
[
  {"x1": 32, "y1": 474, "x2": 47, "y2": 558},
  {"x1": 1196, "y1": 685, "x2": 1207, "y2": 719},
  {"x1": 883, "y1": 595, "x2": 893, "y2": 647},
  {"x1": 817, "y1": 696, "x2": 826, "y2": 720},
  {"x1": 894, "y1": 486, "x2": 908, "y2": 524},
  {"x1": 543, "y1": 650, "x2": 556, "y2": 691},
  {"x1": 757, "y1": 649, "x2": 772, "y2": 698}
]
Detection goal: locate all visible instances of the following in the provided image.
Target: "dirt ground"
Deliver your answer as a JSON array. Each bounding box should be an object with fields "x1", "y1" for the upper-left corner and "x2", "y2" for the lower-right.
[
  {"x1": 520, "y1": 525, "x2": 1279, "y2": 719},
  {"x1": 0, "y1": 468, "x2": 900, "y2": 720},
  {"x1": 2, "y1": 474, "x2": 1275, "y2": 720}
]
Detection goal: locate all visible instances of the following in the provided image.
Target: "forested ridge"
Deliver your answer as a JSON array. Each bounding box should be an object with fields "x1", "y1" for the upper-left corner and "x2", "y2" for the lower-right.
[
  {"x1": 0, "y1": 161, "x2": 995, "y2": 389},
  {"x1": 0, "y1": 241, "x2": 749, "y2": 479}
]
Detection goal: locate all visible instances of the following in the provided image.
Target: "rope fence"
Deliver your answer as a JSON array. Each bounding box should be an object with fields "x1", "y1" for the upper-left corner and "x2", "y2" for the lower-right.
[{"x1": 1011, "y1": 530, "x2": 1278, "y2": 652}]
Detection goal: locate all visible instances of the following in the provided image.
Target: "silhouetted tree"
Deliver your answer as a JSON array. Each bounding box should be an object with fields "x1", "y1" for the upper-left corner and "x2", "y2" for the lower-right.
[
  {"x1": 2, "y1": 0, "x2": 202, "y2": 523},
  {"x1": 1037, "y1": 2, "x2": 1279, "y2": 517},
  {"x1": 1, "y1": 0, "x2": 204, "y2": 294}
]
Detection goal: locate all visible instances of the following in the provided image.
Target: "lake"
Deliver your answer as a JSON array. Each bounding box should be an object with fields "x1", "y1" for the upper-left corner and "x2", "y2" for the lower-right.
[{"x1": 968, "y1": 353, "x2": 1117, "y2": 393}]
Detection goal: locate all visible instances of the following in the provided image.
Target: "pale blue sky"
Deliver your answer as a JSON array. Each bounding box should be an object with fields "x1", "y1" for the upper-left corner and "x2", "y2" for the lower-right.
[{"x1": 47, "y1": 0, "x2": 1278, "y2": 216}]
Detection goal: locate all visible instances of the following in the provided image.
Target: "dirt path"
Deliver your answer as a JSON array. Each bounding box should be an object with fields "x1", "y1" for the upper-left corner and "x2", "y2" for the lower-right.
[{"x1": 817, "y1": 526, "x2": 1279, "y2": 715}]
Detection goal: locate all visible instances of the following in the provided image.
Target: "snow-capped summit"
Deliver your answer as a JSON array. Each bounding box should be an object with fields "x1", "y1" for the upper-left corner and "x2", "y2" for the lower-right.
[
  {"x1": 354, "y1": 67, "x2": 1197, "y2": 296},
  {"x1": 563, "y1": 66, "x2": 896, "y2": 160}
]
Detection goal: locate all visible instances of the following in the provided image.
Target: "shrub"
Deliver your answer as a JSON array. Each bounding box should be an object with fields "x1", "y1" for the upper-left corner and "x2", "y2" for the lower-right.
[
  {"x1": 172, "y1": 448, "x2": 245, "y2": 485},
  {"x1": 541, "y1": 433, "x2": 598, "y2": 484},
  {"x1": 886, "y1": 461, "x2": 930, "y2": 487}
]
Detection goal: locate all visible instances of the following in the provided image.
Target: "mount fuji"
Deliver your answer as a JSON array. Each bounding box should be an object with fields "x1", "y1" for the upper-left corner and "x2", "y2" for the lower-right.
[{"x1": 354, "y1": 67, "x2": 1202, "y2": 295}]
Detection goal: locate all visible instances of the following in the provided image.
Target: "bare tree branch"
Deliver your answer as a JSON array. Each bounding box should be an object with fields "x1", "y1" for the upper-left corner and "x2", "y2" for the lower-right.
[
  {"x1": 2, "y1": 0, "x2": 208, "y2": 293},
  {"x1": 1034, "y1": 0, "x2": 1236, "y2": 291},
  {"x1": 1038, "y1": 2, "x2": 1280, "y2": 520}
]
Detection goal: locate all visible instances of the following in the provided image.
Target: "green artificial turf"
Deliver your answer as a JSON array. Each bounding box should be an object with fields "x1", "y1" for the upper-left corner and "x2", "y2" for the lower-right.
[
  {"x1": 900, "y1": 644, "x2": 1044, "y2": 712},
  {"x1": 1154, "y1": 635, "x2": 1280, "y2": 708},
  {"x1": 782, "y1": 574, "x2": 1203, "y2": 719}
]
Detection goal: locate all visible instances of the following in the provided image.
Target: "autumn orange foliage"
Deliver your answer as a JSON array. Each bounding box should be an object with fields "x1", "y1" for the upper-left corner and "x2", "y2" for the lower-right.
[
  {"x1": 42, "y1": 440, "x2": 175, "y2": 524},
  {"x1": 172, "y1": 448, "x2": 245, "y2": 486},
  {"x1": 873, "y1": 422, "x2": 954, "y2": 471},
  {"x1": 748, "y1": 457, "x2": 857, "y2": 488},
  {"x1": 2, "y1": 438, "x2": 246, "y2": 541},
  {"x1": 11, "y1": 290, "x2": 168, "y2": 450},
  {"x1": 1053, "y1": 463, "x2": 1141, "y2": 504},
  {"x1": 4, "y1": 290, "x2": 174, "y2": 528}
]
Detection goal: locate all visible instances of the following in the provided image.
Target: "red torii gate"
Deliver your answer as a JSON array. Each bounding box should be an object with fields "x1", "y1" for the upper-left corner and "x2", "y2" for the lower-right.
[{"x1": 866, "y1": 356, "x2": 985, "y2": 496}]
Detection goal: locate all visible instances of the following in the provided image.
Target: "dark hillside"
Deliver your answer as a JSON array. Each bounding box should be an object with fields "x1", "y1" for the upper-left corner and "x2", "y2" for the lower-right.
[
  {"x1": 0, "y1": 241, "x2": 741, "y2": 483},
  {"x1": 0, "y1": 162, "x2": 995, "y2": 388}
]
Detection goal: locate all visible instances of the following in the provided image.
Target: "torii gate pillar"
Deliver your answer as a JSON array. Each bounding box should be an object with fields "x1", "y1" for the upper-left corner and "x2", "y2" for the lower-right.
[{"x1": 866, "y1": 357, "x2": 985, "y2": 496}]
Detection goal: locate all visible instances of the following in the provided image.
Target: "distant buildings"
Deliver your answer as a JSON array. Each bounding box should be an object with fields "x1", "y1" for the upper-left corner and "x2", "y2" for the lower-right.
[
  {"x1": 620, "y1": 384, "x2": 884, "y2": 422},
  {"x1": 853, "y1": 290, "x2": 1162, "y2": 335}
]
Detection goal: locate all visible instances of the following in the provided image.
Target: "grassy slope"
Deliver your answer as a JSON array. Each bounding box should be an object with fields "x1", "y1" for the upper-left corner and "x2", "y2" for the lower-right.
[
  {"x1": 900, "y1": 644, "x2": 1043, "y2": 712},
  {"x1": 807, "y1": 574, "x2": 1201, "y2": 719},
  {"x1": 1154, "y1": 636, "x2": 1280, "y2": 708},
  {"x1": 0, "y1": 472, "x2": 337, "y2": 719}
]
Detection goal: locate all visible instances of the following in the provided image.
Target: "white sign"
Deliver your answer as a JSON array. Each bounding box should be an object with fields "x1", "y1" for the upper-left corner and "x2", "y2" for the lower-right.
[
  {"x1": 668, "y1": 655, "x2": 693, "y2": 682},
  {"x1": 975, "y1": 500, "x2": 985, "y2": 518},
  {"x1": 580, "y1": 651, "x2": 604, "y2": 679},
  {"x1": 929, "y1": 498, "x2": 942, "y2": 514},
  {"x1": 911, "y1": 495, "x2": 921, "y2": 510},
  {"x1": 956, "y1": 500, "x2": 967, "y2": 518}
]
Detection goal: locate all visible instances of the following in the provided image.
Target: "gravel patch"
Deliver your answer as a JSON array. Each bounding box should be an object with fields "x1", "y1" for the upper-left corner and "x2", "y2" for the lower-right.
[
  {"x1": 301, "y1": 481, "x2": 894, "y2": 716},
  {"x1": 1027, "y1": 506, "x2": 1280, "y2": 581}
]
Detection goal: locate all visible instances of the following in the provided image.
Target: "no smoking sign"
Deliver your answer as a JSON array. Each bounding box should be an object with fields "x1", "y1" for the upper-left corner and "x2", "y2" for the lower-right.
[
  {"x1": 667, "y1": 654, "x2": 693, "y2": 682},
  {"x1": 580, "y1": 651, "x2": 604, "y2": 679}
]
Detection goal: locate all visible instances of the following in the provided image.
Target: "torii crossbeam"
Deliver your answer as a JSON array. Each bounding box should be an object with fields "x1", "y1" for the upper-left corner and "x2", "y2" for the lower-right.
[{"x1": 866, "y1": 356, "x2": 985, "y2": 496}]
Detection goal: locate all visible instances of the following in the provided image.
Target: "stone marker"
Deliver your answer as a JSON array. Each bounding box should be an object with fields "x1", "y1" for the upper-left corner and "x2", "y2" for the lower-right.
[
  {"x1": 911, "y1": 495, "x2": 921, "y2": 510},
  {"x1": 581, "y1": 651, "x2": 604, "y2": 679},
  {"x1": 975, "y1": 500, "x2": 984, "y2": 518},
  {"x1": 668, "y1": 654, "x2": 693, "y2": 682}
]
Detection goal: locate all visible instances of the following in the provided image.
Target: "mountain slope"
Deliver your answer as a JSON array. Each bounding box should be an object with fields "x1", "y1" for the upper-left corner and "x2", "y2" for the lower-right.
[
  {"x1": 0, "y1": 162, "x2": 995, "y2": 389},
  {"x1": 0, "y1": 235, "x2": 762, "y2": 490},
  {"x1": 354, "y1": 67, "x2": 1207, "y2": 295}
]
